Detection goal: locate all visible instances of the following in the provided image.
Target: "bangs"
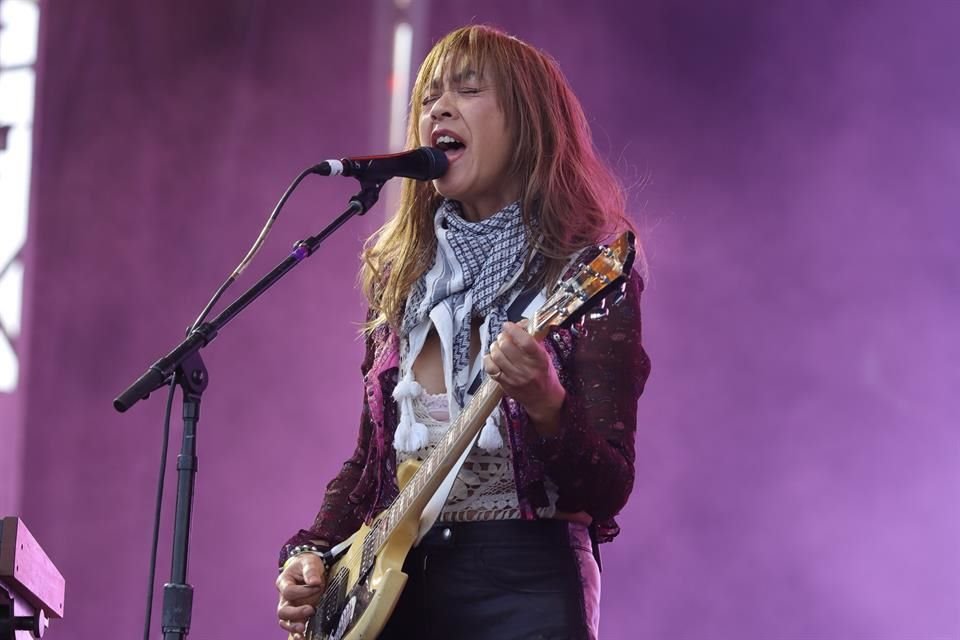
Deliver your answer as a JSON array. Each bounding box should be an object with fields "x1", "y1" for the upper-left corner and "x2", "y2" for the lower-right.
[{"x1": 412, "y1": 26, "x2": 516, "y2": 103}]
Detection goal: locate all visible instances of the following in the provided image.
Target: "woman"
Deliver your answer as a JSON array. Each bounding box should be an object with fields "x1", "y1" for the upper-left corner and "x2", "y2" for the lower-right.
[{"x1": 276, "y1": 24, "x2": 650, "y2": 640}]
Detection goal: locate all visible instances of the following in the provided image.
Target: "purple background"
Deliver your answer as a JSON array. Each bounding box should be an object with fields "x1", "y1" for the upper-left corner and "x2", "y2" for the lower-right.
[{"x1": 2, "y1": 1, "x2": 958, "y2": 638}]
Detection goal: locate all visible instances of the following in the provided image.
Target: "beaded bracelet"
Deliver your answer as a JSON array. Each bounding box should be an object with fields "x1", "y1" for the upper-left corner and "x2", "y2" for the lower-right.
[{"x1": 279, "y1": 543, "x2": 331, "y2": 573}]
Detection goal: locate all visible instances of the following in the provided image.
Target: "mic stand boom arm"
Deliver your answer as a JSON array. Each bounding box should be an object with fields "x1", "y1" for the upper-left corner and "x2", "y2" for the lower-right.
[{"x1": 113, "y1": 180, "x2": 384, "y2": 640}]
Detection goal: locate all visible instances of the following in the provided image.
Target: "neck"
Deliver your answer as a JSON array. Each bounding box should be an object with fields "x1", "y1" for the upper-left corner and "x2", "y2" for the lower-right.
[{"x1": 459, "y1": 195, "x2": 519, "y2": 222}]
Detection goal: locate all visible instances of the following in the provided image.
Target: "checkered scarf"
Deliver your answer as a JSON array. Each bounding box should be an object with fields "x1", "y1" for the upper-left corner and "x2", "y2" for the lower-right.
[{"x1": 400, "y1": 199, "x2": 533, "y2": 406}]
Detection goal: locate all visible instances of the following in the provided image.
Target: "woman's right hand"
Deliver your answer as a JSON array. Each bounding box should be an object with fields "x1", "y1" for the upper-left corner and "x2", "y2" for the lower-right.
[{"x1": 276, "y1": 553, "x2": 327, "y2": 638}]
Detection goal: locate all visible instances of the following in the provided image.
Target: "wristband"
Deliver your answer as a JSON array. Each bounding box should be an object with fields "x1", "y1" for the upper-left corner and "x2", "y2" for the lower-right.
[{"x1": 279, "y1": 543, "x2": 331, "y2": 573}]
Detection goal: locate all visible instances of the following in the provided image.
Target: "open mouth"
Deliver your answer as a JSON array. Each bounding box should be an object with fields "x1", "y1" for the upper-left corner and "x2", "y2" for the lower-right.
[{"x1": 432, "y1": 131, "x2": 466, "y2": 157}]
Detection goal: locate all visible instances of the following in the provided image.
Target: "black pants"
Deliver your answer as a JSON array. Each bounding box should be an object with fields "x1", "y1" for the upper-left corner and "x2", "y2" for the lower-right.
[{"x1": 379, "y1": 519, "x2": 595, "y2": 640}]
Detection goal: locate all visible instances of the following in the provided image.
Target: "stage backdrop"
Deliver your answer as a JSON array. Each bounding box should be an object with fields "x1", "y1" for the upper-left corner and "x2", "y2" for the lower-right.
[{"x1": 7, "y1": 1, "x2": 958, "y2": 639}]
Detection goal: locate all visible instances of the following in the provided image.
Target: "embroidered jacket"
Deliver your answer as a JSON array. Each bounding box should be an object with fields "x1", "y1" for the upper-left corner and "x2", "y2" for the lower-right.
[{"x1": 281, "y1": 261, "x2": 651, "y2": 562}]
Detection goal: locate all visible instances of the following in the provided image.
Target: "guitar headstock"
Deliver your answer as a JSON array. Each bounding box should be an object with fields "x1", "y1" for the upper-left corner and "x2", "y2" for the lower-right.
[{"x1": 530, "y1": 231, "x2": 636, "y2": 339}]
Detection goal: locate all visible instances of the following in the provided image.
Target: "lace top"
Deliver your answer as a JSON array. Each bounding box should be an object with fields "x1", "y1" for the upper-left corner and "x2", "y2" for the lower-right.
[{"x1": 396, "y1": 390, "x2": 558, "y2": 522}]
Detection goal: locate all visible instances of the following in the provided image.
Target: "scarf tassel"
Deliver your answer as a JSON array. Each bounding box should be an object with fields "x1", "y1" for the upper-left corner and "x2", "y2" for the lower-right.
[
  {"x1": 477, "y1": 409, "x2": 504, "y2": 452},
  {"x1": 392, "y1": 376, "x2": 428, "y2": 452}
]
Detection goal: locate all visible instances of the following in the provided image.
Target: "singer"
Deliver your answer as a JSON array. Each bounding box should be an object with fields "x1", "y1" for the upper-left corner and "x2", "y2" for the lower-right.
[{"x1": 276, "y1": 25, "x2": 650, "y2": 640}]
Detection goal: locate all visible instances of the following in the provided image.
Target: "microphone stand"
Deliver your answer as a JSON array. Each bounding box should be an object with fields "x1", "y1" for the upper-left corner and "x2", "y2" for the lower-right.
[{"x1": 114, "y1": 180, "x2": 385, "y2": 640}]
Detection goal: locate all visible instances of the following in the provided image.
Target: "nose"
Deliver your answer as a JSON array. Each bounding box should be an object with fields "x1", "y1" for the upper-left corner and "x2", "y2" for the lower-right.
[{"x1": 429, "y1": 90, "x2": 457, "y2": 121}]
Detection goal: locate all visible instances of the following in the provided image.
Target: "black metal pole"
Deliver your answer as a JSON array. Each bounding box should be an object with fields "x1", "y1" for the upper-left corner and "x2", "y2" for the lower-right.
[{"x1": 161, "y1": 351, "x2": 207, "y2": 640}]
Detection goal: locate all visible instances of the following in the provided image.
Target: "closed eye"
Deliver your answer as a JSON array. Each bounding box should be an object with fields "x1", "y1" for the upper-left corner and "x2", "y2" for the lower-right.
[{"x1": 422, "y1": 86, "x2": 483, "y2": 106}]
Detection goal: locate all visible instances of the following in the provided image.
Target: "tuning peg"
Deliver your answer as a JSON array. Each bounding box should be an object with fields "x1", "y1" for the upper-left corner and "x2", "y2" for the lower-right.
[
  {"x1": 610, "y1": 281, "x2": 628, "y2": 306},
  {"x1": 588, "y1": 296, "x2": 611, "y2": 321}
]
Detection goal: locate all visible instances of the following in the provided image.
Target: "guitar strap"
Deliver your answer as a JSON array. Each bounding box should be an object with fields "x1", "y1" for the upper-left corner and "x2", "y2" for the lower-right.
[
  {"x1": 415, "y1": 285, "x2": 546, "y2": 544},
  {"x1": 467, "y1": 285, "x2": 543, "y2": 396}
]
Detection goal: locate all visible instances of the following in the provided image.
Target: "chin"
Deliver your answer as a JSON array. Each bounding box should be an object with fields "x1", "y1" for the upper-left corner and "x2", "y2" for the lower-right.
[{"x1": 431, "y1": 180, "x2": 466, "y2": 203}]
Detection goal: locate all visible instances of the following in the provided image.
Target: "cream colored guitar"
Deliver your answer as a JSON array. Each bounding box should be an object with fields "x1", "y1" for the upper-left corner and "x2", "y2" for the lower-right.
[{"x1": 299, "y1": 232, "x2": 636, "y2": 640}]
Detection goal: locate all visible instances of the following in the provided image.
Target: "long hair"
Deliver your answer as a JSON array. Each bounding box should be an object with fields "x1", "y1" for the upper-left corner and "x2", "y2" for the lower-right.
[{"x1": 361, "y1": 25, "x2": 636, "y2": 330}]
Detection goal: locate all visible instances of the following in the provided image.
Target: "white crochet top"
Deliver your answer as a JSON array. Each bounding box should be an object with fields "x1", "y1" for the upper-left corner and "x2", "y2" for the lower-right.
[{"x1": 396, "y1": 390, "x2": 558, "y2": 522}]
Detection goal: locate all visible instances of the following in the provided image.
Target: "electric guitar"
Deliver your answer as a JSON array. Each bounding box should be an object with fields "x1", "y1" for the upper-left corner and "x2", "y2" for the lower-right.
[{"x1": 300, "y1": 232, "x2": 636, "y2": 640}]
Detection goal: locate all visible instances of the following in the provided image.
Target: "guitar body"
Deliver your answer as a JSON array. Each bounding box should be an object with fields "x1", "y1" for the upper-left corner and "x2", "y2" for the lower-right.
[{"x1": 304, "y1": 461, "x2": 421, "y2": 640}]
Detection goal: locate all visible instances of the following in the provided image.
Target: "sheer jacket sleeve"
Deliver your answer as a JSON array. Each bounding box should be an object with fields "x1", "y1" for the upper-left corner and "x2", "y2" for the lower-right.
[{"x1": 532, "y1": 270, "x2": 651, "y2": 524}]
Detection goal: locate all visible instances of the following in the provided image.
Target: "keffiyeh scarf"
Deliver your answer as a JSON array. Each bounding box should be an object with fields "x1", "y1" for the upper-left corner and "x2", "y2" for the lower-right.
[{"x1": 393, "y1": 199, "x2": 539, "y2": 453}]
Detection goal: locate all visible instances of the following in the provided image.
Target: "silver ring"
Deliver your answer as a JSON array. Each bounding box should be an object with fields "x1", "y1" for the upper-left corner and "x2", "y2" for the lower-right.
[{"x1": 490, "y1": 369, "x2": 503, "y2": 380}]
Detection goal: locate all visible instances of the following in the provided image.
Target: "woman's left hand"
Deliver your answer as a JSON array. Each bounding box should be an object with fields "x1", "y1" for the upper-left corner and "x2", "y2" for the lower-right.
[{"x1": 483, "y1": 320, "x2": 566, "y2": 433}]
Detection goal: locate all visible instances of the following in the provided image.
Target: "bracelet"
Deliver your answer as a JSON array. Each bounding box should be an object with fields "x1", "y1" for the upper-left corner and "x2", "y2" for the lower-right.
[{"x1": 279, "y1": 543, "x2": 331, "y2": 573}]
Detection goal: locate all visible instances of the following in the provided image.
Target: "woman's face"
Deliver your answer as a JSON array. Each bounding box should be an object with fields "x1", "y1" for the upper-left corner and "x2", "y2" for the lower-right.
[{"x1": 418, "y1": 67, "x2": 519, "y2": 221}]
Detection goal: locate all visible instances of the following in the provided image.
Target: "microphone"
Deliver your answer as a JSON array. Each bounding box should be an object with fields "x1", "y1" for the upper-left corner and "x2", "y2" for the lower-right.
[{"x1": 311, "y1": 146, "x2": 448, "y2": 182}]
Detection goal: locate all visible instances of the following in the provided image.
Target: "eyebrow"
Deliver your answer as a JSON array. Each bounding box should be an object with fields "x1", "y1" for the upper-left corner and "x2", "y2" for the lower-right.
[{"x1": 428, "y1": 69, "x2": 480, "y2": 90}]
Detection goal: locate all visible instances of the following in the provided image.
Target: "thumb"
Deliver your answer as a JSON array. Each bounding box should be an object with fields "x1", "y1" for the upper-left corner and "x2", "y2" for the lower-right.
[{"x1": 303, "y1": 558, "x2": 324, "y2": 586}]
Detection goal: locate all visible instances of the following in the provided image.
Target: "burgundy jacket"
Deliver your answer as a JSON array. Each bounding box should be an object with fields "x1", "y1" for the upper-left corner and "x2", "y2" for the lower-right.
[{"x1": 282, "y1": 264, "x2": 651, "y2": 562}]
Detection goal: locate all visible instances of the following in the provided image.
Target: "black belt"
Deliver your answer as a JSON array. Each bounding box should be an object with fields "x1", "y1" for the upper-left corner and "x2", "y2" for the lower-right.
[{"x1": 417, "y1": 519, "x2": 573, "y2": 547}]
